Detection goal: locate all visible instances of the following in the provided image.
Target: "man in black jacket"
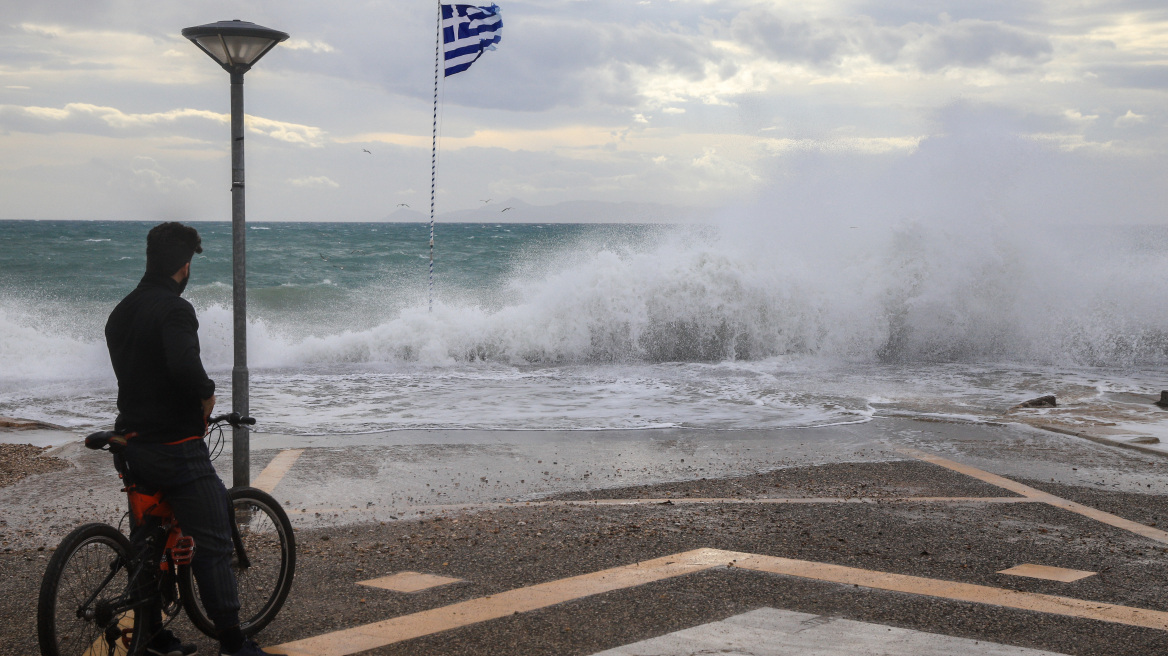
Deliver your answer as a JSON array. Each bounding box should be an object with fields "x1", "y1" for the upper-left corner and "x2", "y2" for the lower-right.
[{"x1": 106, "y1": 222, "x2": 270, "y2": 656}]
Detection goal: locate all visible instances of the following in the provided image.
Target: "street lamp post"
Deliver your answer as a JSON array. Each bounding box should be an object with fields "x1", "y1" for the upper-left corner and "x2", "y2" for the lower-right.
[{"x1": 182, "y1": 20, "x2": 288, "y2": 488}]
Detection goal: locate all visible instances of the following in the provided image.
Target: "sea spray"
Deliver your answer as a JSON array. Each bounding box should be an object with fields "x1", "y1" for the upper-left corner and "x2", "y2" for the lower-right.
[{"x1": 3, "y1": 222, "x2": 1168, "y2": 378}]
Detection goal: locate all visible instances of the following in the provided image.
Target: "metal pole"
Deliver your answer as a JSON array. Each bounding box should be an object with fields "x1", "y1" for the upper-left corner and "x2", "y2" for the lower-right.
[{"x1": 230, "y1": 71, "x2": 250, "y2": 488}]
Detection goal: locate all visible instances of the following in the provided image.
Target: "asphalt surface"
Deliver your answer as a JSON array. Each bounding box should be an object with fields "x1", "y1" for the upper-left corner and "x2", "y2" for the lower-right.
[{"x1": 4, "y1": 418, "x2": 1168, "y2": 655}]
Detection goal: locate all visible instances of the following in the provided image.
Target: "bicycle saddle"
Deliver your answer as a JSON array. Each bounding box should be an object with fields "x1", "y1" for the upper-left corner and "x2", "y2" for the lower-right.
[{"x1": 85, "y1": 430, "x2": 129, "y2": 453}]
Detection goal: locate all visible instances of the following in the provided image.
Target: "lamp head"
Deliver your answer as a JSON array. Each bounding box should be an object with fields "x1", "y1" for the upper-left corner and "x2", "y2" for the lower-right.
[{"x1": 181, "y1": 20, "x2": 289, "y2": 74}]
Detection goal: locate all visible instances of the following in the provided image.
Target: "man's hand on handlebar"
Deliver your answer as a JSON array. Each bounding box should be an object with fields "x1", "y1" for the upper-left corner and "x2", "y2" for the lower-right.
[{"x1": 207, "y1": 412, "x2": 257, "y2": 427}]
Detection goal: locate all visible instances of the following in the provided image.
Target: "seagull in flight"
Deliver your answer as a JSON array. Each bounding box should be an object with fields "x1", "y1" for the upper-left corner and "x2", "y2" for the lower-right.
[
  {"x1": 500, "y1": 207, "x2": 512, "y2": 212},
  {"x1": 319, "y1": 253, "x2": 328, "y2": 261},
  {"x1": 362, "y1": 149, "x2": 372, "y2": 154},
  {"x1": 397, "y1": 203, "x2": 410, "y2": 207},
  {"x1": 480, "y1": 198, "x2": 492, "y2": 204}
]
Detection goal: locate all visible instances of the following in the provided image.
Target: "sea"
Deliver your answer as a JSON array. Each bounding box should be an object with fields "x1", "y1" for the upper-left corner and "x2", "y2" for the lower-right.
[{"x1": 1, "y1": 219, "x2": 1167, "y2": 445}]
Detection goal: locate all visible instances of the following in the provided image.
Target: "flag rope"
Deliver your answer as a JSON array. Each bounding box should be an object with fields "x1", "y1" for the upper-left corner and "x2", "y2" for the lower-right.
[
  {"x1": 429, "y1": 3, "x2": 501, "y2": 312},
  {"x1": 429, "y1": 0, "x2": 441, "y2": 313}
]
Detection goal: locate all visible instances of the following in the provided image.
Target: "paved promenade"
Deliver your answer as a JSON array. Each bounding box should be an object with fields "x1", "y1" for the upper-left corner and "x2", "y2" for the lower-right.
[{"x1": 4, "y1": 418, "x2": 1168, "y2": 655}]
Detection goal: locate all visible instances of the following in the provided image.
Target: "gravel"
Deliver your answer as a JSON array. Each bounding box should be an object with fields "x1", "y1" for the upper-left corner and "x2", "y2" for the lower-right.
[
  {"x1": 544, "y1": 459, "x2": 1012, "y2": 501},
  {"x1": 0, "y1": 443, "x2": 69, "y2": 488}
]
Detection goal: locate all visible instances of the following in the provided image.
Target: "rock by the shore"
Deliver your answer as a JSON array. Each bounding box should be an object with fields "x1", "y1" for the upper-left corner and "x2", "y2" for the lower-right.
[
  {"x1": 1011, "y1": 394, "x2": 1057, "y2": 409},
  {"x1": 0, "y1": 417, "x2": 61, "y2": 430},
  {"x1": 0, "y1": 444, "x2": 69, "y2": 488},
  {"x1": 1155, "y1": 391, "x2": 1168, "y2": 408}
]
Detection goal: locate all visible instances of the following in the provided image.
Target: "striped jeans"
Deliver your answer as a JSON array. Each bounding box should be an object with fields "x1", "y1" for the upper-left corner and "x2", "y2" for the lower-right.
[{"x1": 123, "y1": 437, "x2": 241, "y2": 632}]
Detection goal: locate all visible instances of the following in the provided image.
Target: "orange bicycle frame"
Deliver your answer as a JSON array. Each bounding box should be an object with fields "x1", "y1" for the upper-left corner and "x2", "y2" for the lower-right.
[{"x1": 124, "y1": 483, "x2": 195, "y2": 568}]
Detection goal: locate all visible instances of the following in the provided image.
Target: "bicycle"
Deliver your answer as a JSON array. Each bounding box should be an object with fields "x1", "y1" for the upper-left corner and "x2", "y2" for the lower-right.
[{"x1": 37, "y1": 414, "x2": 297, "y2": 656}]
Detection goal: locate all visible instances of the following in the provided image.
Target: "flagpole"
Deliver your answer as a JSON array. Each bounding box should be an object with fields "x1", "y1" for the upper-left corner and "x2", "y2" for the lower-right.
[{"x1": 429, "y1": 1, "x2": 441, "y2": 313}]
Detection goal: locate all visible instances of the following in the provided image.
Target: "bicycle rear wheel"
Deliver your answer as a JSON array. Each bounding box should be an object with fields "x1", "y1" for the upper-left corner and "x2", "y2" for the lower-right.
[
  {"x1": 180, "y1": 486, "x2": 296, "y2": 637},
  {"x1": 37, "y1": 523, "x2": 152, "y2": 656}
]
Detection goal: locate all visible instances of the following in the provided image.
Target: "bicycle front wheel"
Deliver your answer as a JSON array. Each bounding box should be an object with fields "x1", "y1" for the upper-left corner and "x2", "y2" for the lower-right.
[
  {"x1": 181, "y1": 486, "x2": 296, "y2": 637},
  {"x1": 37, "y1": 523, "x2": 151, "y2": 656}
]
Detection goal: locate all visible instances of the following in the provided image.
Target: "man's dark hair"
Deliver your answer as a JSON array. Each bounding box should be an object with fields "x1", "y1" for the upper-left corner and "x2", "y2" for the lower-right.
[{"x1": 146, "y1": 222, "x2": 203, "y2": 276}]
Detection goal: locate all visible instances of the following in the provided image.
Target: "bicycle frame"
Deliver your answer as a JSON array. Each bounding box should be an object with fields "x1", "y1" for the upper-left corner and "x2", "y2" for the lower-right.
[
  {"x1": 117, "y1": 455, "x2": 196, "y2": 572},
  {"x1": 88, "y1": 452, "x2": 196, "y2": 651}
]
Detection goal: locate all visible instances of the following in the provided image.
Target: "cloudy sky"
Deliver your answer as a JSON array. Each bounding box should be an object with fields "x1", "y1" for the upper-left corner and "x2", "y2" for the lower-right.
[{"x1": 1, "y1": 0, "x2": 1166, "y2": 223}]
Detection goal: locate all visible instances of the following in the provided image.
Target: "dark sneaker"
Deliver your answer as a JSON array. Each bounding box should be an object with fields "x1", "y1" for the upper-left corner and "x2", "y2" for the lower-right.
[
  {"x1": 147, "y1": 629, "x2": 198, "y2": 656},
  {"x1": 219, "y1": 640, "x2": 272, "y2": 656}
]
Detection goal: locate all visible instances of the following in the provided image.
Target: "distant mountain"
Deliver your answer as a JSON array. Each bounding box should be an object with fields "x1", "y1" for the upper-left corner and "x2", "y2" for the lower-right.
[{"x1": 385, "y1": 198, "x2": 711, "y2": 224}]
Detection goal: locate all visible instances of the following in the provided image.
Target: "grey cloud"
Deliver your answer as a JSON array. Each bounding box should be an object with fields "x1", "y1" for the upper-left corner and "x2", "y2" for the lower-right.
[
  {"x1": 434, "y1": 16, "x2": 725, "y2": 112},
  {"x1": 907, "y1": 19, "x2": 1051, "y2": 71},
  {"x1": 730, "y1": 8, "x2": 1051, "y2": 73},
  {"x1": 0, "y1": 45, "x2": 57, "y2": 68},
  {"x1": 1090, "y1": 64, "x2": 1168, "y2": 90},
  {"x1": 0, "y1": 0, "x2": 127, "y2": 28},
  {"x1": 730, "y1": 7, "x2": 853, "y2": 65},
  {"x1": 850, "y1": 0, "x2": 1047, "y2": 26}
]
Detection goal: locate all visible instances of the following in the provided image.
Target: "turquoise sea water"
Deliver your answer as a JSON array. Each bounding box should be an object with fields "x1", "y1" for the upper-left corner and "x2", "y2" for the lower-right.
[{"x1": 2, "y1": 219, "x2": 1166, "y2": 439}]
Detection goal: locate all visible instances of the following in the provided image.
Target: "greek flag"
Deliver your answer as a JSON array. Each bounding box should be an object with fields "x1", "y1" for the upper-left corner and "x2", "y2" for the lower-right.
[{"x1": 442, "y1": 4, "x2": 503, "y2": 77}]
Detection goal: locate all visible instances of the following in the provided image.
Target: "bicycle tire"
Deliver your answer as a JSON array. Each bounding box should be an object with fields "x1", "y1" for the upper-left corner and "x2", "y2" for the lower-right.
[
  {"x1": 37, "y1": 523, "x2": 152, "y2": 656},
  {"x1": 180, "y1": 486, "x2": 296, "y2": 637}
]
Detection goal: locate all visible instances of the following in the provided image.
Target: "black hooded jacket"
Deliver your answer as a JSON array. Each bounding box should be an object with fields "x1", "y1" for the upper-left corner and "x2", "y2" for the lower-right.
[{"x1": 105, "y1": 272, "x2": 215, "y2": 443}]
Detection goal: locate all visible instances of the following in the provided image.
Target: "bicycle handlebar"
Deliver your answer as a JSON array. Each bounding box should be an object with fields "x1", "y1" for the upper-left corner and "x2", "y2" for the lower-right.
[{"x1": 207, "y1": 412, "x2": 256, "y2": 427}]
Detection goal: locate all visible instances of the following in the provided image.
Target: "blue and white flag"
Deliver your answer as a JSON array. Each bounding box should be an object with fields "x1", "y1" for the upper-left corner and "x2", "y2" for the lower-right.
[{"x1": 442, "y1": 4, "x2": 503, "y2": 77}]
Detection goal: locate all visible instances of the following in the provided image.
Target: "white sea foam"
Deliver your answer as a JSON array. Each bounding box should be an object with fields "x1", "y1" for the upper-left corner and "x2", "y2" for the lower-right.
[
  {"x1": 3, "y1": 221, "x2": 1167, "y2": 379},
  {"x1": 0, "y1": 301, "x2": 109, "y2": 379},
  {"x1": 2, "y1": 216, "x2": 1166, "y2": 433},
  {"x1": 176, "y1": 223, "x2": 1168, "y2": 372}
]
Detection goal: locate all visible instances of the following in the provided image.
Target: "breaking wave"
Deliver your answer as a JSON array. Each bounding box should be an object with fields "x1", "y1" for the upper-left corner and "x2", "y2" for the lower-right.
[
  {"x1": 3, "y1": 220, "x2": 1167, "y2": 382},
  {"x1": 187, "y1": 221, "x2": 1168, "y2": 370}
]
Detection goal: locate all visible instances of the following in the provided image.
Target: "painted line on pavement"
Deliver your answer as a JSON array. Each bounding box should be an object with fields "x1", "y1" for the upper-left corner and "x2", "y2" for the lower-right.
[
  {"x1": 727, "y1": 549, "x2": 1168, "y2": 629},
  {"x1": 518, "y1": 496, "x2": 1034, "y2": 507},
  {"x1": 253, "y1": 449, "x2": 305, "y2": 494},
  {"x1": 897, "y1": 447, "x2": 1168, "y2": 545},
  {"x1": 270, "y1": 549, "x2": 724, "y2": 655},
  {"x1": 285, "y1": 495, "x2": 1037, "y2": 517},
  {"x1": 998, "y1": 564, "x2": 1096, "y2": 583},
  {"x1": 269, "y1": 547, "x2": 1168, "y2": 655},
  {"x1": 591, "y1": 607, "x2": 1069, "y2": 656},
  {"x1": 358, "y1": 571, "x2": 465, "y2": 593}
]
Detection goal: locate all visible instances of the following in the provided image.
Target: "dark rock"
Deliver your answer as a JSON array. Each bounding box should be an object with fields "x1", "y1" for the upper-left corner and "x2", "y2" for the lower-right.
[
  {"x1": 1155, "y1": 391, "x2": 1168, "y2": 408},
  {"x1": 1013, "y1": 395, "x2": 1057, "y2": 409},
  {"x1": 0, "y1": 416, "x2": 58, "y2": 430}
]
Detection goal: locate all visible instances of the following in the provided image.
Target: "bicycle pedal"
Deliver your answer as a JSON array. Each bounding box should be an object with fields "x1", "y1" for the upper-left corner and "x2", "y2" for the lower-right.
[{"x1": 169, "y1": 535, "x2": 196, "y2": 565}]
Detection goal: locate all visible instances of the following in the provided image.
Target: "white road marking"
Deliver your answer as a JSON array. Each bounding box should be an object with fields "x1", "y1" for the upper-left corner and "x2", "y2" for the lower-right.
[
  {"x1": 998, "y1": 564, "x2": 1096, "y2": 583},
  {"x1": 589, "y1": 607, "x2": 1068, "y2": 656},
  {"x1": 358, "y1": 571, "x2": 464, "y2": 593}
]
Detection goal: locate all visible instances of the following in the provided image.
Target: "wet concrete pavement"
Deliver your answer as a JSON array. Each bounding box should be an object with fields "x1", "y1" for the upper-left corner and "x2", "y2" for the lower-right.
[{"x1": 4, "y1": 418, "x2": 1168, "y2": 655}]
